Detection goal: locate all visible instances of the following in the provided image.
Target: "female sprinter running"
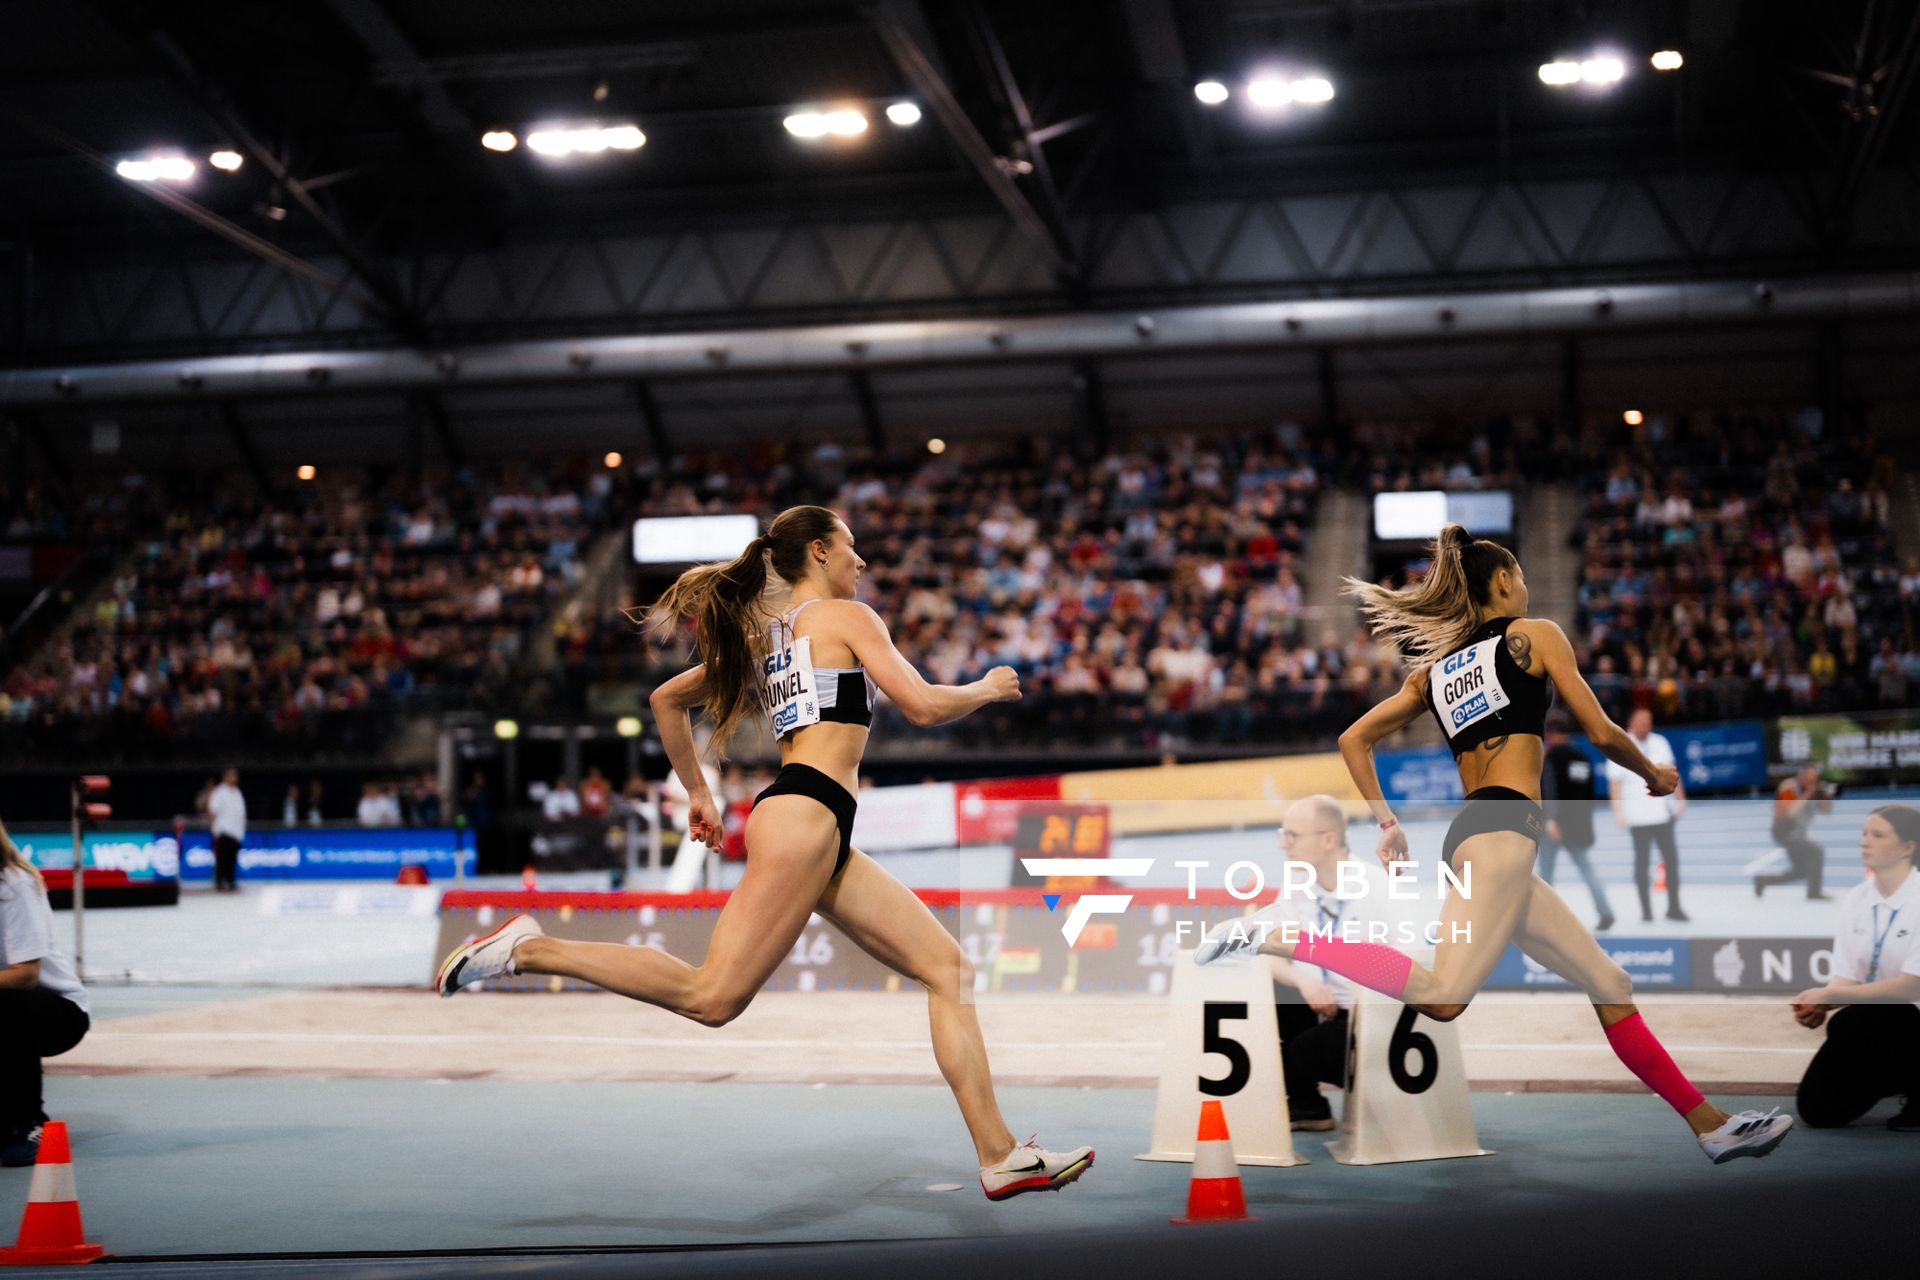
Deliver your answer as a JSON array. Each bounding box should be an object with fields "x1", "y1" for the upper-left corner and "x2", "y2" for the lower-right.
[
  {"x1": 1202, "y1": 524, "x2": 1792, "y2": 1163},
  {"x1": 438, "y1": 505, "x2": 1094, "y2": 1200}
]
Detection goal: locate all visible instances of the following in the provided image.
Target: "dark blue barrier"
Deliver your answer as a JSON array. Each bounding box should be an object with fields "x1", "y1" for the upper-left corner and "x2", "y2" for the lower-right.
[
  {"x1": 1484, "y1": 937, "x2": 1691, "y2": 990},
  {"x1": 172, "y1": 828, "x2": 476, "y2": 881}
]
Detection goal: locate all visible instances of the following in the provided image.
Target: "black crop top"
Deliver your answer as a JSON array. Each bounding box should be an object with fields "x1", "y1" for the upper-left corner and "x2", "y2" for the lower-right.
[{"x1": 1425, "y1": 617, "x2": 1552, "y2": 757}]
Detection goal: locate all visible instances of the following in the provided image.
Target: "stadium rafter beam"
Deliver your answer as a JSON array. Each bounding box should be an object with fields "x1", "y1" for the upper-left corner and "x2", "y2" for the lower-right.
[
  {"x1": 1827, "y1": 0, "x2": 1920, "y2": 248},
  {"x1": 95, "y1": 0, "x2": 426, "y2": 341},
  {"x1": 11, "y1": 115, "x2": 389, "y2": 323},
  {"x1": 955, "y1": 1, "x2": 1084, "y2": 289},
  {"x1": 869, "y1": 0, "x2": 1078, "y2": 285}
]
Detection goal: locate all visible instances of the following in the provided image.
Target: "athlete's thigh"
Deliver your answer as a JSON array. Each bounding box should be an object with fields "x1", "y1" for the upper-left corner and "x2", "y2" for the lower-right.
[
  {"x1": 1428, "y1": 831, "x2": 1536, "y2": 1001},
  {"x1": 700, "y1": 795, "x2": 841, "y2": 997},
  {"x1": 816, "y1": 848, "x2": 966, "y2": 991},
  {"x1": 1511, "y1": 874, "x2": 1622, "y2": 995}
]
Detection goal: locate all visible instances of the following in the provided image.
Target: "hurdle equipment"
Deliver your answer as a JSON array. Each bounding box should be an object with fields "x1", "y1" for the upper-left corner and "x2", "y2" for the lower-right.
[
  {"x1": 1327, "y1": 990, "x2": 1492, "y2": 1165},
  {"x1": 0, "y1": 1122, "x2": 105, "y2": 1266},
  {"x1": 1171, "y1": 1100, "x2": 1256, "y2": 1224},
  {"x1": 1140, "y1": 946, "x2": 1305, "y2": 1167}
]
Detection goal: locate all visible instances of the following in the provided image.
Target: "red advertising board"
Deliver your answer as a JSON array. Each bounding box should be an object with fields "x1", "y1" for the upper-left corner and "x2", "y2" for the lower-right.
[{"x1": 955, "y1": 774, "x2": 1062, "y2": 845}]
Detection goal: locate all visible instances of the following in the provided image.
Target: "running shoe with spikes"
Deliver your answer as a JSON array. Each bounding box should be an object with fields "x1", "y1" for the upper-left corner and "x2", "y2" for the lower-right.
[
  {"x1": 1698, "y1": 1107, "x2": 1793, "y2": 1164},
  {"x1": 436, "y1": 913, "x2": 543, "y2": 996},
  {"x1": 980, "y1": 1137, "x2": 1095, "y2": 1201}
]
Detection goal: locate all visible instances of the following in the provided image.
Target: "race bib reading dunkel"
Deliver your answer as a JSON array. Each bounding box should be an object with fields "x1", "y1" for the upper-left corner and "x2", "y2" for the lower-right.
[
  {"x1": 1433, "y1": 641, "x2": 1510, "y2": 739},
  {"x1": 762, "y1": 636, "x2": 821, "y2": 738}
]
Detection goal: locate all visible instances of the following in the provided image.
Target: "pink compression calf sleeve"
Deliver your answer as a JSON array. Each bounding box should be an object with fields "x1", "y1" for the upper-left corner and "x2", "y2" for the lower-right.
[
  {"x1": 1290, "y1": 934, "x2": 1414, "y2": 1001},
  {"x1": 1603, "y1": 1012, "x2": 1705, "y2": 1115}
]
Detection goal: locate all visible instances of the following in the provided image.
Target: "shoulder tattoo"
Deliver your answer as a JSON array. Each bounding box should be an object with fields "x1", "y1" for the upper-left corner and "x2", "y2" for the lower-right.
[{"x1": 1506, "y1": 630, "x2": 1534, "y2": 674}]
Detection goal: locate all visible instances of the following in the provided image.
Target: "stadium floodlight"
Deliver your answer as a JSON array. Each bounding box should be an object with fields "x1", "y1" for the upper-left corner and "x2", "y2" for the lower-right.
[
  {"x1": 824, "y1": 109, "x2": 868, "y2": 136},
  {"x1": 1580, "y1": 56, "x2": 1626, "y2": 84},
  {"x1": 523, "y1": 125, "x2": 645, "y2": 157},
  {"x1": 115, "y1": 155, "x2": 196, "y2": 183},
  {"x1": 1539, "y1": 60, "x2": 1582, "y2": 86},
  {"x1": 927, "y1": 438, "x2": 948, "y2": 455},
  {"x1": 1651, "y1": 50, "x2": 1684, "y2": 72},
  {"x1": 886, "y1": 101, "x2": 922, "y2": 126},
  {"x1": 208, "y1": 149, "x2": 244, "y2": 172},
  {"x1": 1291, "y1": 77, "x2": 1335, "y2": 104},
  {"x1": 604, "y1": 451, "x2": 623, "y2": 469},
  {"x1": 481, "y1": 130, "x2": 518, "y2": 152},
  {"x1": 1193, "y1": 80, "x2": 1230, "y2": 106},
  {"x1": 616, "y1": 715, "x2": 643, "y2": 738},
  {"x1": 494, "y1": 718, "x2": 521, "y2": 740},
  {"x1": 784, "y1": 112, "x2": 829, "y2": 138},
  {"x1": 297, "y1": 464, "x2": 317, "y2": 481},
  {"x1": 1246, "y1": 76, "x2": 1293, "y2": 109},
  {"x1": 1623, "y1": 409, "x2": 1645, "y2": 426}
]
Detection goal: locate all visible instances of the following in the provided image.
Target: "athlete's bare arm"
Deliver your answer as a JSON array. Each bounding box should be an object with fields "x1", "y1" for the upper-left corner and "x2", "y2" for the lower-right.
[
  {"x1": 1515, "y1": 619, "x2": 1677, "y2": 796},
  {"x1": 1338, "y1": 667, "x2": 1431, "y2": 862},
  {"x1": 648, "y1": 664, "x2": 722, "y2": 846},
  {"x1": 834, "y1": 601, "x2": 1020, "y2": 726}
]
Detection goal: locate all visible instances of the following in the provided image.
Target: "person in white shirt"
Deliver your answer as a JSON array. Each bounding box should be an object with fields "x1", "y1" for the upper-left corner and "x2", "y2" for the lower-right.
[
  {"x1": 1789, "y1": 804, "x2": 1920, "y2": 1132},
  {"x1": 1222, "y1": 795, "x2": 1435, "y2": 1133},
  {"x1": 541, "y1": 778, "x2": 581, "y2": 823},
  {"x1": 0, "y1": 819, "x2": 91, "y2": 1167},
  {"x1": 204, "y1": 767, "x2": 247, "y2": 893},
  {"x1": 1606, "y1": 709, "x2": 1689, "y2": 922}
]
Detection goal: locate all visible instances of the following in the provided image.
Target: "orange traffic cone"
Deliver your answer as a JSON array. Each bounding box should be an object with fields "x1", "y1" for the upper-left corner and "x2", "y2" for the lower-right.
[
  {"x1": 1, "y1": 1122, "x2": 104, "y2": 1265},
  {"x1": 1171, "y1": 1100, "x2": 1256, "y2": 1225},
  {"x1": 1654, "y1": 859, "x2": 1667, "y2": 894}
]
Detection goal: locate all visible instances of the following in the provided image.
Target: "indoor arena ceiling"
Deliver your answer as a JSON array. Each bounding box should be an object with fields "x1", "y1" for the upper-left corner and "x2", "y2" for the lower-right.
[
  {"x1": 4, "y1": 1, "x2": 1915, "y2": 255},
  {"x1": 2, "y1": 0, "x2": 1919, "y2": 390}
]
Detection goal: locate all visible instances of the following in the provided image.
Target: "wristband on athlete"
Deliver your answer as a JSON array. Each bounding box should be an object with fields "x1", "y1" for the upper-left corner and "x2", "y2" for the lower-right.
[{"x1": 1378, "y1": 817, "x2": 1399, "y2": 832}]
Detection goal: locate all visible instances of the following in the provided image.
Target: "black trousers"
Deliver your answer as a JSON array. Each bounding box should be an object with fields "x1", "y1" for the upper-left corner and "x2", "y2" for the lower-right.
[
  {"x1": 1761, "y1": 822, "x2": 1825, "y2": 897},
  {"x1": 1276, "y1": 1000, "x2": 1350, "y2": 1114},
  {"x1": 1797, "y1": 1004, "x2": 1920, "y2": 1127},
  {"x1": 213, "y1": 834, "x2": 241, "y2": 890},
  {"x1": 0, "y1": 989, "x2": 90, "y2": 1135},
  {"x1": 1628, "y1": 821, "x2": 1682, "y2": 917}
]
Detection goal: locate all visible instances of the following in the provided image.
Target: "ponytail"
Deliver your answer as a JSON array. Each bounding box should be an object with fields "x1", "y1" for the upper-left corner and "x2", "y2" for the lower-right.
[
  {"x1": 1342, "y1": 524, "x2": 1519, "y2": 665},
  {"x1": 645, "y1": 505, "x2": 844, "y2": 757}
]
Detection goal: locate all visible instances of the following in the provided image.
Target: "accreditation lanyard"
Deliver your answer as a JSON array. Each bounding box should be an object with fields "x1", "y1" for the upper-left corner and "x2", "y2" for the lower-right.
[{"x1": 1868, "y1": 905, "x2": 1901, "y2": 981}]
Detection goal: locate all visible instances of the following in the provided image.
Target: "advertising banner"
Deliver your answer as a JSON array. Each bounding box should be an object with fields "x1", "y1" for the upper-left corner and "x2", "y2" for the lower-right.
[
  {"x1": 954, "y1": 775, "x2": 1061, "y2": 845},
  {"x1": 1061, "y1": 752, "x2": 1363, "y2": 834},
  {"x1": 1689, "y1": 937, "x2": 1838, "y2": 993},
  {"x1": 1483, "y1": 938, "x2": 1691, "y2": 990},
  {"x1": 849, "y1": 781, "x2": 959, "y2": 852},
  {"x1": 1377, "y1": 744, "x2": 1465, "y2": 810},
  {"x1": 1774, "y1": 711, "x2": 1920, "y2": 787},
  {"x1": 16, "y1": 831, "x2": 180, "y2": 882},
  {"x1": 173, "y1": 828, "x2": 476, "y2": 881}
]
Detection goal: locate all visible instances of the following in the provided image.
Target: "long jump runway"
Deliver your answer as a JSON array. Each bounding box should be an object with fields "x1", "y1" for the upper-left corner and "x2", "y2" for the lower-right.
[{"x1": 9, "y1": 1073, "x2": 1914, "y2": 1277}]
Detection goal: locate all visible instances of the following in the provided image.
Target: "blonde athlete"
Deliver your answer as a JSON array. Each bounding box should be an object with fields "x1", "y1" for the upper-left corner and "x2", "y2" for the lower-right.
[
  {"x1": 439, "y1": 505, "x2": 1093, "y2": 1200},
  {"x1": 1201, "y1": 524, "x2": 1792, "y2": 1163}
]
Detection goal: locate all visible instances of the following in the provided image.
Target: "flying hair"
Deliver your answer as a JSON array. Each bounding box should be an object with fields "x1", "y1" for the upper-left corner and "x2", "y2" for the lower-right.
[
  {"x1": 642, "y1": 505, "x2": 844, "y2": 758},
  {"x1": 1341, "y1": 523, "x2": 1520, "y2": 666}
]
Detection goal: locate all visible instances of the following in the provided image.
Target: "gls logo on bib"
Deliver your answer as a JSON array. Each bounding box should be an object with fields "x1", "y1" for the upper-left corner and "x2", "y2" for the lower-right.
[{"x1": 1435, "y1": 641, "x2": 1509, "y2": 739}]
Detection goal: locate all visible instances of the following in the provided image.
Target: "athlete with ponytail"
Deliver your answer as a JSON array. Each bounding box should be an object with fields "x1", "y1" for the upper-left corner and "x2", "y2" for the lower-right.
[
  {"x1": 438, "y1": 506, "x2": 1094, "y2": 1200},
  {"x1": 1201, "y1": 524, "x2": 1793, "y2": 1163}
]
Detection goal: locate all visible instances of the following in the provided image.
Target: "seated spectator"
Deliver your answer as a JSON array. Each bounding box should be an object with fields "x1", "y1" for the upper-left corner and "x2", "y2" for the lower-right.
[{"x1": 580, "y1": 767, "x2": 612, "y2": 818}]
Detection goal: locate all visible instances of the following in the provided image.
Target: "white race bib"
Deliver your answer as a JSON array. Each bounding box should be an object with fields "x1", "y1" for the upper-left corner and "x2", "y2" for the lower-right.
[
  {"x1": 762, "y1": 635, "x2": 821, "y2": 738},
  {"x1": 1433, "y1": 641, "x2": 1509, "y2": 740}
]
